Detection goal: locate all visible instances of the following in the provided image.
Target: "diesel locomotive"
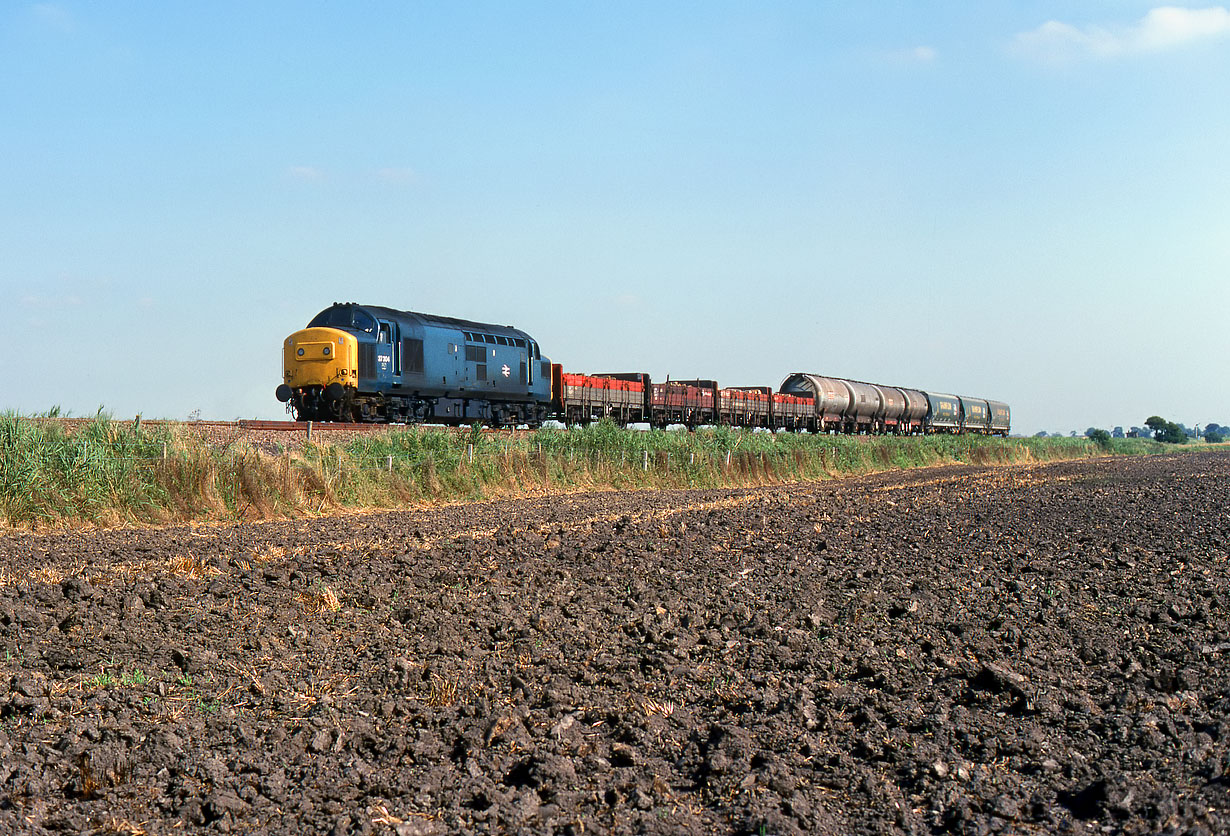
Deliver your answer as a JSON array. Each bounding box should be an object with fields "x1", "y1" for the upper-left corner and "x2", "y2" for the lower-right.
[
  {"x1": 276, "y1": 302, "x2": 1010, "y2": 435},
  {"x1": 276, "y1": 303, "x2": 552, "y2": 426}
]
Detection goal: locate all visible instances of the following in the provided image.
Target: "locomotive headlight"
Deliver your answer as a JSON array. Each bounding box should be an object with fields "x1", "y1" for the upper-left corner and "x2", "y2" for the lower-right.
[
  {"x1": 297, "y1": 348, "x2": 305, "y2": 356},
  {"x1": 323, "y1": 346, "x2": 331, "y2": 356}
]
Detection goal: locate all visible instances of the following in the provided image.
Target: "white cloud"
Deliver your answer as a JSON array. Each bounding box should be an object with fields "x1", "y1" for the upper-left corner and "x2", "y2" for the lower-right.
[
  {"x1": 31, "y1": 3, "x2": 75, "y2": 34},
  {"x1": 1013, "y1": 6, "x2": 1230, "y2": 63},
  {"x1": 287, "y1": 165, "x2": 324, "y2": 181},
  {"x1": 877, "y1": 45, "x2": 938, "y2": 65},
  {"x1": 19, "y1": 291, "x2": 83, "y2": 309},
  {"x1": 376, "y1": 167, "x2": 417, "y2": 183}
]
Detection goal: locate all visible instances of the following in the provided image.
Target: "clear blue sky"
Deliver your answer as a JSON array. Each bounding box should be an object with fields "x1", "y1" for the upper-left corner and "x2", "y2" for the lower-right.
[{"x1": 3, "y1": 2, "x2": 1228, "y2": 434}]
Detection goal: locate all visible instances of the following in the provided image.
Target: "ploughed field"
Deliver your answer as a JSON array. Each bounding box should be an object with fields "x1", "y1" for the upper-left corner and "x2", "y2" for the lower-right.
[{"x1": 2, "y1": 451, "x2": 1228, "y2": 835}]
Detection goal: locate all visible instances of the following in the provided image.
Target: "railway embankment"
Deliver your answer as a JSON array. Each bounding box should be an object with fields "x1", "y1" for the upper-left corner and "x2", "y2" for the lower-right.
[{"x1": 0, "y1": 413, "x2": 1190, "y2": 529}]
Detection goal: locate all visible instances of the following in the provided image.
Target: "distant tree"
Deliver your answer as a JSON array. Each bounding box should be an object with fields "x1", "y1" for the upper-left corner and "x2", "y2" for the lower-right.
[
  {"x1": 1145, "y1": 415, "x2": 1187, "y2": 444},
  {"x1": 1205, "y1": 422, "x2": 1223, "y2": 436},
  {"x1": 1206, "y1": 428, "x2": 1226, "y2": 444},
  {"x1": 1034, "y1": 431, "x2": 1048, "y2": 437},
  {"x1": 1069, "y1": 431, "x2": 1077, "y2": 437},
  {"x1": 1088, "y1": 428, "x2": 1112, "y2": 448},
  {"x1": 1112, "y1": 426, "x2": 1125, "y2": 438},
  {"x1": 1084, "y1": 427, "x2": 1098, "y2": 438}
]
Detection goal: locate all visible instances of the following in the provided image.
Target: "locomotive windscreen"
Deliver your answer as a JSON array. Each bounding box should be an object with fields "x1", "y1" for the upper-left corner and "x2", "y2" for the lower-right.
[{"x1": 308, "y1": 304, "x2": 377, "y2": 335}]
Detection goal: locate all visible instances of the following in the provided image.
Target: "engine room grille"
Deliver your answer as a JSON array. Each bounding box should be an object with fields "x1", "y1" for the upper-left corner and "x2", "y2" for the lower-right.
[
  {"x1": 403, "y1": 338, "x2": 424, "y2": 374},
  {"x1": 358, "y1": 344, "x2": 376, "y2": 378}
]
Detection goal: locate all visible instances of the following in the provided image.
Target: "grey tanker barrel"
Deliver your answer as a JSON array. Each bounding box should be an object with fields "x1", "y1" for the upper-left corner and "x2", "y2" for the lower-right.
[
  {"x1": 874, "y1": 385, "x2": 907, "y2": 425},
  {"x1": 898, "y1": 388, "x2": 929, "y2": 424},
  {"x1": 779, "y1": 373, "x2": 852, "y2": 422},
  {"x1": 841, "y1": 380, "x2": 882, "y2": 425}
]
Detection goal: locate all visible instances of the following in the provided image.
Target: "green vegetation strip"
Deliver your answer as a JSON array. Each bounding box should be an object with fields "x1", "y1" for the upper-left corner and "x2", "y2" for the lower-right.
[{"x1": 0, "y1": 413, "x2": 1188, "y2": 528}]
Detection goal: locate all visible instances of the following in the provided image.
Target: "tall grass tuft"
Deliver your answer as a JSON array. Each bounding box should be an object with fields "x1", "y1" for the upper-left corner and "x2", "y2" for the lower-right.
[{"x1": 0, "y1": 413, "x2": 1183, "y2": 529}]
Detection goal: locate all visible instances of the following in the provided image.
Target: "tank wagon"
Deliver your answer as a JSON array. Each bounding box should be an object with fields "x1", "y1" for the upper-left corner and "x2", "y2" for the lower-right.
[{"x1": 276, "y1": 304, "x2": 1009, "y2": 435}]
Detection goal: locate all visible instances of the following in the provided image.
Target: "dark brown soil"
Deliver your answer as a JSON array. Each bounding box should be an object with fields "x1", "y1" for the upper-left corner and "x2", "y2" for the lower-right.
[{"x1": 2, "y1": 451, "x2": 1228, "y2": 835}]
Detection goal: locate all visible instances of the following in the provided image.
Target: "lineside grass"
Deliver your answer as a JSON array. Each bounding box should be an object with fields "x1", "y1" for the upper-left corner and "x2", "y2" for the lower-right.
[{"x1": 0, "y1": 412, "x2": 1189, "y2": 529}]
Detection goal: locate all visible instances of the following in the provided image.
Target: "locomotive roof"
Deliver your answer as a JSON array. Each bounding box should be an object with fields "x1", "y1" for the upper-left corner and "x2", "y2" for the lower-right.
[{"x1": 317, "y1": 303, "x2": 536, "y2": 341}]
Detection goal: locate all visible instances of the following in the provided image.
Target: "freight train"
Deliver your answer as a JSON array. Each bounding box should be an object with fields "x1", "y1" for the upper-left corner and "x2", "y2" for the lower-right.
[{"x1": 276, "y1": 303, "x2": 1010, "y2": 435}]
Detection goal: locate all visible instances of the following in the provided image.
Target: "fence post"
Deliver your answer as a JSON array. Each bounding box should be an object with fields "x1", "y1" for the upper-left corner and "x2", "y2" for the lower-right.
[
  {"x1": 468, "y1": 443, "x2": 474, "y2": 464},
  {"x1": 643, "y1": 450, "x2": 648, "y2": 471},
  {"x1": 162, "y1": 442, "x2": 167, "y2": 461},
  {"x1": 387, "y1": 455, "x2": 393, "y2": 473},
  {"x1": 307, "y1": 421, "x2": 313, "y2": 442}
]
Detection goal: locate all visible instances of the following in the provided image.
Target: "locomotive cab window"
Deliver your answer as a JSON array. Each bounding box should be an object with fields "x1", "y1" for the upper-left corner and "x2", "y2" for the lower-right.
[
  {"x1": 308, "y1": 305, "x2": 376, "y2": 335},
  {"x1": 353, "y1": 309, "x2": 377, "y2": 334}
]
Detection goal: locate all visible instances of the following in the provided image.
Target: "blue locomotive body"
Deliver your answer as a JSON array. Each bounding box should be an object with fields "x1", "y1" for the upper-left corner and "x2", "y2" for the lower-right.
[{"x1": 278, "y1": 303, "x2": 552, "y2": 425}]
